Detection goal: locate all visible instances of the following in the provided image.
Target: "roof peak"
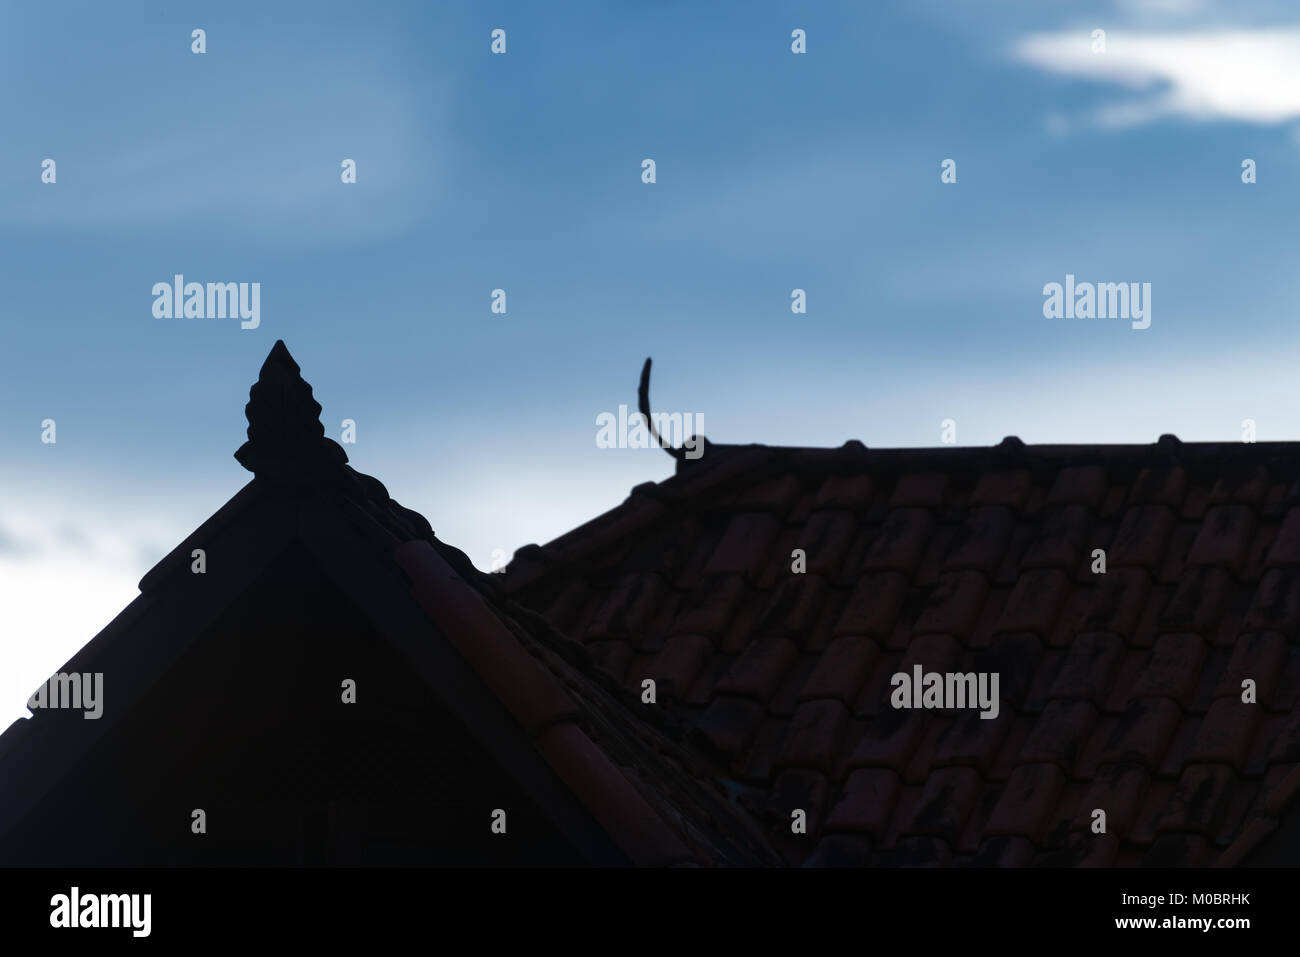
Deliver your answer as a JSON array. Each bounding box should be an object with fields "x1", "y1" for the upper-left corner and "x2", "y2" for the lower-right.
[{"x1": 234, "y1": 340, "x2": 349, "y2": 486}]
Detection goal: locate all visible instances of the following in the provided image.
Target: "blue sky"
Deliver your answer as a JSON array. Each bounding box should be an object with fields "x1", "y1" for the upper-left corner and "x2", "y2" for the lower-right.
[{"x1": 5, "y1": 0, "x2": 1300, "y2": 721}]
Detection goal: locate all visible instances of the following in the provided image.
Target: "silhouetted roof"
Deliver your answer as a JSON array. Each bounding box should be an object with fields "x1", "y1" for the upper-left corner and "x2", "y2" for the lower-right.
[
  {"x1": 0, "y1": 341, "x2": 780, "y2": 867},
  {"x1": 504, "y1": 433, "x2": 1300, "y2": 865}
]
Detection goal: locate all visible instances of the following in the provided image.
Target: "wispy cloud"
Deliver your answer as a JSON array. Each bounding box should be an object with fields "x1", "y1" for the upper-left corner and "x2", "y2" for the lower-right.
[{"x1": 1014, "y1": 28, "x2": 1300, "y2": 129}]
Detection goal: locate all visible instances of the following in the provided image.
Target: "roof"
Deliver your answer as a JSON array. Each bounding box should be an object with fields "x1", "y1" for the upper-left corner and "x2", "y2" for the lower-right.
[
  {"x1": 0, "y1": 342, "x2": 780, "y2": 867},
  {"x1": 503, "y1": 432, "x2": 1300, "y2": 866}
]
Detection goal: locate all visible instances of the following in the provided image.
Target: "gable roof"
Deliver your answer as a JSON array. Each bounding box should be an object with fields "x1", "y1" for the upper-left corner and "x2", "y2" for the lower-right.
[
  {"x1": 0, "y1": 342, "x2": 780, "y2": 867},
  {"x1": 503, "y1": 434, "x2": 1300, "y2": 866}
]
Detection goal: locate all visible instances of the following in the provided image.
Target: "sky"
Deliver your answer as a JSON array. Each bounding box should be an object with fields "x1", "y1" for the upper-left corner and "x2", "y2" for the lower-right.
[{"x1": 5, "y1": 0, "x2": 1300, "y2": 723}]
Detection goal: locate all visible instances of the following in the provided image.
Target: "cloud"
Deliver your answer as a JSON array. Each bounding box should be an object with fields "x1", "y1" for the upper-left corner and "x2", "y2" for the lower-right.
[
  {"x1": 0, "y1": 48, "x2": 443, "y2": 247},
  {"x1": 1014, "y1": 28, "x2": 1300, "y2": 128},
  {"x1": 0, "y1": 523, "x2": 35, "y2": 557}
]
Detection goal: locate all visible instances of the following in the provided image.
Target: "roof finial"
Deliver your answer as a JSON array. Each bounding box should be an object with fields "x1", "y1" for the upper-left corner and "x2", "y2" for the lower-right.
[
  {"x1": 638, "y1": 358, "x2": 688, "y2": 462},
  {"x1": 234, "y1": 340, "x2": 348, "y2": 485}
]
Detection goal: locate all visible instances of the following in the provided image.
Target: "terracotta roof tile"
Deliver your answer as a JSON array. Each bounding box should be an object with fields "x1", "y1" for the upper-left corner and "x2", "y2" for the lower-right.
[
  {"x1": 689, "y1": 695, "x2": 765, "y2": 763},
  {"x1": 1187, "y1": 505, "x2": 1256, "y2": 569},
  {"x1": 776, "y1": 699, "x2": 850, "y2": 773},
  {"x1": 1082, "y1": 765, "x2": 1149, "y2": 840},
  {"x1": 1020, "y1": 700, "x2": 1098, "y2": 772},
  {"x1": 714, "y1": 593, "x2": 767, "y2": 657},
  {"x1": 905, "y1": 766, "x2": 981, "y2": 842},
  {"x1": 913, "y1": 527, "x2": 954, "y2": 588},
  {"x1": 739, "y1": 716, "x2": 788, "y2": 783},
  {"x1": 1047, "y1": 466, "x2": 1109, "y2": 508},
  {"x1": 797, "y1": 510, "x2": 858, "y2": 576},
  {"x1": 1270, "y1": 650, "x2": 1300, "y2": 712},
  {"x1": 1022, "y1": 647, "x2": 1067, "y2": 714},
  {"x1": 1154, "y1": 763, "x2": 1236, "y2": 836},
  {"x1": 1110, "y1": 505, "x2": 1177, "y2": 568},
  {"x1": 734, "y1": 474, "x2": 806, "y2": 513},
  {"x1": 913, "y1": 571, "x2": 989, "y2": 637},
  {"x1": 889, "y1": 473, "x2": 950, "y2": 509},
  {"x1": 833, "y1": 570, "x2": 908, "y2": 640},
  {"x1": 586, "y1": 571, "x2": 670, "y2": 640},
  {"x1": 825, "y1": 767, "x2": 901, "y2": 837},
  {"x1": 932, "y1": 710, "x2": 1012, "y2": 773},
  {"x1": 812, "y1": 474, "x2": 874, "y2": 511},
  {"x1": 985, "y1": 763, "x2": 1067, "y2": 844},
  {"x1": 798, "y1": 634, "x2": 879, "y2": 704},
  {"x1": 1218, "y1": 817, "x2": 1278, "y2": 866},
  {"x1": 848, "y1": 708, "x2": 924, "y2": 774},
  {"x1": 1244, "y1": 567, "x2": 1300, "y2": 636},
  {"x1": 943, "y1": 507, "x2": 1014, "y2": 576},
  {"x1": 1187, "y1": 698, "x2": 1261, "y2": 769},
  {"x1": 863, "y1": 508, "x2": 934, "y2": 575},
  {"x1": 1021, "y1": 504, "x2": 1093, "y2": 570},
  {"x1": 704, "y1": 512, "x2": 783, "y2": 578},
  {"x1": 1101, "y1": 652, "x2": 1150, "y2": 712},
  {"x1": 506, "y1": 438, "x2": 1300, "y2": 865},
  {"x1": 755, "y1": 575, "x2": 837, "y2": 647},
  {"x1": 715, "y1": 636, "x2": 800, "y2": 703},
  {"x1": 1158, "y1": 708, "x2": 1205, "y2": 777},
  {"x1": 1081, "y1": 832, "x2": 1123, "y2": 868},
  {"x1": 969, "y1": 469, "x2": 1033, "y2": 510},
  {"x1": 1128, "y1": 466, "x2": 1189, "y2": 509},
  {"x1": 995, "y1": 568, "x2": 1070, "y2": 637},
  {"x1": 648, "y1": 633, "x2": 713, "y2": 700},
  {"x1": 1207, "y1": 463, "x2": 1271, "y2": 507},
  {"x1": 770, "y1": 654, "x2": 819, "y2": 716},
  {"x1": 396, "y1": 541, "x2": 580, "y2": 738},
  {"x1": 1079, "y1": 567, "x2": 1151, "y2": 640},
  {"x1": 1159, "y1": 566, "x2": 1232, "y2": 639},
  {"x1": 531, "y1": 577, "x2": 594, "y2": 633},
  {"x1": 1214, "y1": 631, "x2": 1288, "y2": 702},
  {"x1": 853, "y1": 652, "x2": 904, "y2": 718},
  {"x1": 1134, "y1": 633, "x2": 1208, "y2": 705},
  {"x1": 772, "y1": 768, "x2": 831, "y2": 835},
  {"x1": 1049, "y1": 632, "x2": 1124, "y2": 704},
  {"x1": 898, "y1": 633, "x2": 962, "y2": 678},
  {"x1": 1261, "y1": 763, "x2": 1300, "y2": 818},
  {"x1": 1075, "y1": 713, "x2": 1119, "y2": 778},
  {"x1": 533, "y1": 721, "x2": 695, "y2": 865},
  {"x1": 1265, "y1": 507, "x2": 1300, "y2": 566},
  {"x1": 588, "y1": 639, "x2": 634, "y2": 682},
  {"x1": 1102, "y1": 697, "x2": 1181, "y2": 769},
  {"x1": 971, "y1": 632, "x2": 1042, "y2": 710},
  {"x1": 1241, "y1": 523, "x2": 1274, "y2": 582}
]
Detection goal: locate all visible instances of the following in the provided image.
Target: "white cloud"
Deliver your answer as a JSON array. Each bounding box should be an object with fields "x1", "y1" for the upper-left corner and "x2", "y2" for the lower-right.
[
  {"x1": 1015, "y1": 28, "x2": 1300, "y2": 128},
  {"x1": 0, "y1": 502, "x2": 186, "y2": 729}
]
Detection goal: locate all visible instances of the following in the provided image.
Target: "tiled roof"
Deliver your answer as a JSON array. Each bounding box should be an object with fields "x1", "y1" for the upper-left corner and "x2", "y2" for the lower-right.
[{"x1": 504, "y1": 435, "x2": 1300, "y2": 865}]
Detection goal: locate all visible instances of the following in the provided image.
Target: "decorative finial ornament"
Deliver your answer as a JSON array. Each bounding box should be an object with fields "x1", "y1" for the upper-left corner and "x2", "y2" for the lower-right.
[{"x1": 234, "y1": 340, "x2": 349, "y2": 486}]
